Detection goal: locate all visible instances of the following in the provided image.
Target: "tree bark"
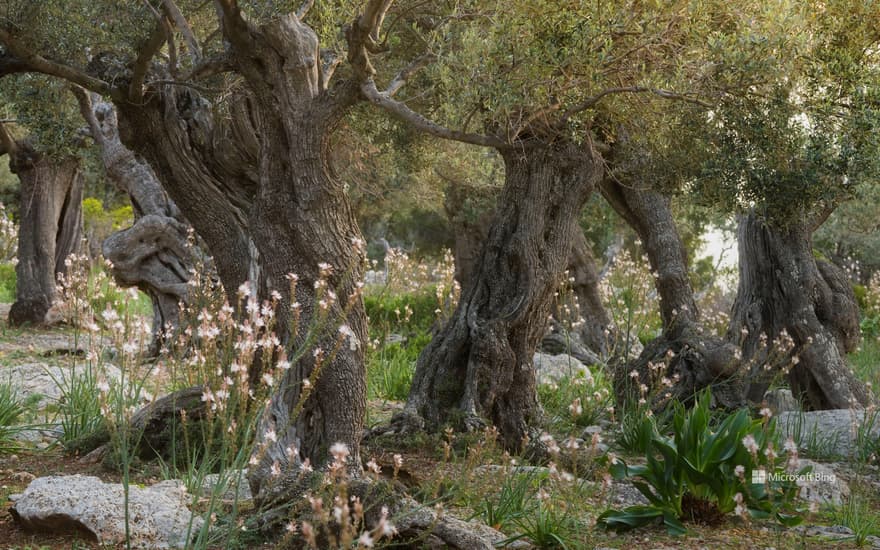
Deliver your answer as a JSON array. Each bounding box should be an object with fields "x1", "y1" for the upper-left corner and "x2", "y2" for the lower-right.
[
  {"x1": 398, "y1": 141, "x2": 603, "y2": 449},
  {"x1": 600, "y1": 178, "x2": 741, "y2": 407},
  {"x1": 444, "y1": 181, "x2": 612, "y2": 357},
  {"x1": 109, "y1": 82, "x2": 257, "y2": 301},
  {"x1": 729, "y1": 211, "x2": 871, "y2": 409},
  {"x1": 566, "y1": 228, "x2": 613, "y2": 355},
  {"x1": 0, "y1": 127, "x2": 82, "y2": 326},
  {"x1": 75, "y1": 90, "x2": 196, "y2": 349},
  {"x1": 211, "y1": 9, "x2": 369, "y2": 507}
]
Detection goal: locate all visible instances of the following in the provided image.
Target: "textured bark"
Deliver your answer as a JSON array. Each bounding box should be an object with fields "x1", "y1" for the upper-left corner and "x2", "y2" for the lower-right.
[
  {"x1": 75, "y1": 91, "x2": 195, "y2": 347},
  {"x1": 601, "y1": 178, "x2": 741, "y2": 407},
  {"x1": 729, "y1": 211, "x2": 871, "y2": 409},
  {"x1": 213, "y1": 10, "x2": 368, "y2": 507},
  {"x1": 445, "y1": 182, "x2": 612, "y2": 357},
  {"x1": 398, "y1": 142, "x2": 603, "y2": 449},
  {"x1": 110, "y1": 82, "x2": 257, "y2": 299},
  {"x1": 443, "y1": 183, "x2": 496, "y2": 287},
  {"x1": 1, "y1": 130, "x2": 82, "y2": 326},
  {"x1": 599, "y1": 179, "x2": 698, "y2": 333}
]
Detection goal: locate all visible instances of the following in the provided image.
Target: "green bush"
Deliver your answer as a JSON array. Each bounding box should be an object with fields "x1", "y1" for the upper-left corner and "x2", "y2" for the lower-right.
[
  {"x1": 0, "y1": 262, "x2": 15, "y2": 303},
  {"x1": 0, "y1": 381, "x2": 27, "y2": 453},
  {"x1": 598, "y1": 390, "x2": 807, "y2": 535},
  {"x1": 365, "y1": 290, "x2": 440, "y2": 335}
]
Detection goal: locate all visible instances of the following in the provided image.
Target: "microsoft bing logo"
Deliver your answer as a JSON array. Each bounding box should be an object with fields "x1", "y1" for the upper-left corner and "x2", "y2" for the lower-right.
[{"x1": 751, "y1": 469, "x2": 767, "y2": 484}]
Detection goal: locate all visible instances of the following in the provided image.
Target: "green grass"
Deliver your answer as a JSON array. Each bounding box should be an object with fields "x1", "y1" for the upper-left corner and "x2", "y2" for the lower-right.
[
  {"x1": 850, "y1": 338, "x2": 880, "y2": 398},
  {"x1": 0, "y1": 380, "x2": 27, "y2": 452},
  {"x1": 0, "y1": 262, "x2": 15, "y2": 302}
]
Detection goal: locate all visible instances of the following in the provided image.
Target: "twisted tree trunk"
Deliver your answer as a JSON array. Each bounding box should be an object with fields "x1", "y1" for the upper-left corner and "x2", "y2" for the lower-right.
[
  {"x1": 729, "y1": 211, "x2": 871, "y2": 409},
  {"x1": 75, "y1": 90, "x2": 195, "y2": 349},
  {"x1": 601, "y1": 178, "x2": 740, "y2": 407},
  {"x1": 445, "y1": 181, "x2": 612, "y2": 357},
  {"x1": 110, "y1": 81, "x2": 257, "y2": 301},
  {"x1": 213, "y1": 8, "x2": 369, "y2": 508},
  {"x1": 397, "y1": 141, "x2": 603, "y2": 449},
  {"x1": 0, "y1": 125, "x2": 82, "y2": 326}
]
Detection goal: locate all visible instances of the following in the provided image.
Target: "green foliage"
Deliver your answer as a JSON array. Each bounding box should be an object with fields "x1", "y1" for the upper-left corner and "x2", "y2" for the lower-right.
[
  {"x1": 598, "y1": 390, "x2": 807, "y2": 535},
  {"x1": 830, "y1": 492, "x2": 880, "y2": 546},
  {"x1": 538, "y1": 369, "x2": 611, "y2": 432},
  {"x1": 0, "y1": 380, "x2": 27, "y2": 453},
  {"x1": 53, "y1": 363, "x2": 105, "y2": 446},
  {"x1": 0, "y1": 262, "x2": 15, "y2": 303},
  {"x1": 475, "y1": 470, "x2": 546, "y2": 532}
]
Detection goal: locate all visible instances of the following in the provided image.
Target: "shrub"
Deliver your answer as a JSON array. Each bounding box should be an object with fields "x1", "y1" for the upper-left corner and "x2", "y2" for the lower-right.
[{"x1": 598, "y1": 390, "x2": 807, "y2": 535}]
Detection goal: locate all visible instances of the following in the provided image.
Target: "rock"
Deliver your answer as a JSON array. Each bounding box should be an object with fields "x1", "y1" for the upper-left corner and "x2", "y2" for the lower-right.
[
  {"x1": 795, "y1": 459, "x2": 850, "y2": 505},
  {"x1": 200, "y1": 470, "x2": 252, "y2": 501},
  {"x1": 777, "y1": 409, "x2": 880, "y2": 459},
  {"x1": 10, "y1": 475, "x2": 202, "y2": 549},
  {"x1": 364, "y1": 270, "x2": 386, "y2": 285},
  {"x1": 607, "y1": 480, "x2": 650, "y2": 508},
  {"x1": 763, "y1": 388, "x2": 799, "y2": 413},
  {"x1": 533, "y1": 352, "x2": 590, "y2": 385},
  {"x1": 4, "y1": 363, "x2": 122, "y2": 409}
]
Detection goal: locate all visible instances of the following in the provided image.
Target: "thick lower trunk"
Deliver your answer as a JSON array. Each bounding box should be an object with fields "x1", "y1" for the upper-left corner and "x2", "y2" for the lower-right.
[
  {"x1": 445, "y1": 181, "x2": 612, "y2": 357},
  {"x1": 211, "y1": 12, "x2": 368, "y2": 508},
  {"x1": 6, "y1": 147, "x2": 82, "y2": 326},
  {"x1": 729, "y1": 211, "x2": 871, "y2": 409},
  {"x1": 400, "y1": 142, "x2": 603, "y2": 449},
  {"x1": 76, "y1": 91, "x2": 195, "y2": 348}
]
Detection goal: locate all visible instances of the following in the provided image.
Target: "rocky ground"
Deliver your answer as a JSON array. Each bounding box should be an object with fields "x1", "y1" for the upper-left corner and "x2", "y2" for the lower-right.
[{"x1": 0, "y1": 303, "x2": 878, "y2": 549}]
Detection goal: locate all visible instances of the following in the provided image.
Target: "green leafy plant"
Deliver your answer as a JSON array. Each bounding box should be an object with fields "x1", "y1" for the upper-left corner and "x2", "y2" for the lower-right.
[
  {"x1": 474, "y1": 470, "x2": 545, "y2": 531},
  {"x1": 0, "y1": 380, "x2": 27, "y2": 452},
  {"x1": 831, "y1": 491, "x2": 880, "y2": 546},
  {"x1": 598, "y1": 389, "x2": 808, "y2": 535}
]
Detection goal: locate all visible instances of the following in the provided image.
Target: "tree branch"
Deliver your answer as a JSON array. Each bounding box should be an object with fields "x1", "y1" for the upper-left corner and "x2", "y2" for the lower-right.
[
  {"x1": 0, "y1": 30, "x2": 113, "y2": 96},
  {"x1": 296, "y1": 0, "x2": 315, "y2": 20},
  {"x1": 162, "y1": 0, "x2": 202, "y2": 62},
  {"x1": 385, "y1": 53, "x2": 434, "y2": 96},
  {"x1": 181, "y1": 54, "x2": 232, "y2": 81},
  {"x1": 129, "y1": 19, "x2": 168, "y2": 101},
  {"x1": 71, "y1": 86, "x2": 104, "y2": 148},
  {"x1": 361, "y1": 79, "x2": 505, "y2": 149},
  {"x1": 347, "y1": 0, "x2": 395, "y2": 80},
  {"x1": 0, "y1": 121, "x2": 18, "y2": 157},
  {"x1": 559, "y1": 86, "x2": 712, "y2": 127},
  {"x1": 319, "y1": 51, "x2": 341, "y2": 91},
  {"x1": 214, "y1": 0, "x2": 252, "y2": 50}
]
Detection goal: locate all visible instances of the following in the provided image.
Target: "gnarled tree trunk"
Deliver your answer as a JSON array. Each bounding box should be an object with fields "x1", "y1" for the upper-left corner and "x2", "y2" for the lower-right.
[
  {"x1": 729, "y1": 211, "x2": 871, "y2": 409},
  {"x1": 109, "y1": 81, "x2": 257, "y2": 301},
  {"x1": 445, "y1": 180, "x2": 612, "y2": 358},
  {"x1": 397, "y1": 141, "x2": 603, "y2": 449},
  {"x1": 601, "y1": 178, "x2": 740, "y2": 407},
  {"x1": 75, "y1": 90, "x2": 196, "y2": 350},
  {"x1": 0, "y1": 125, "x2": 82, "y2": 326},
  {"x1": 214, "y1": 8, "x2": 368, "y2": 508}
]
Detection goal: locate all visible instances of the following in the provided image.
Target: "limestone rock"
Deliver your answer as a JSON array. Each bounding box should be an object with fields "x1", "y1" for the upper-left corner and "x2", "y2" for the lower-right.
[
  {"x1": 795, "y1": 459, "x2": 850, "y2": 505},
  {"x1": 533, "y1": 352, "x2": 591, "y2": 385},
  {"x1": 777, "y1": 409, "x2": 880, "y2": 459},
  {"x1": 763, "y1": 388, "x2": 799, "y2": 414},
  {"x1": 10, "y1": 475, "x2": 202, "y2": 548},
  {"x1": 4, "y1": 363, "x2": 122, "y2": 409},
  {"x1": 200, "y1": 470, "x2": 252, "y2": 501}
]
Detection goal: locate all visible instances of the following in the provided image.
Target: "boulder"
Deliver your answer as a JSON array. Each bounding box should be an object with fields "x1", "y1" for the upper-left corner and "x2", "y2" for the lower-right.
[
  {"x1": 777, "y1": 409, "x2": 880, "y2": 459},
  {"x1": 200, "y1": 470, "x2": 252, "y2": 501},
  {"x1": 4, "y1": 362, "x2": 122, "y2": 409},
  {"x1": 9, "y1": 475, "x2": 202, "y2": 548},
  {"x1": 795, "y1": 459, "x2": 850, "y2": 505},
  {"x1": 763, "y1": 388, "x2": 799, "y2": 414},
  {"x1": 533, "y1": 352, "x2": 591, "y2": 385}
]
